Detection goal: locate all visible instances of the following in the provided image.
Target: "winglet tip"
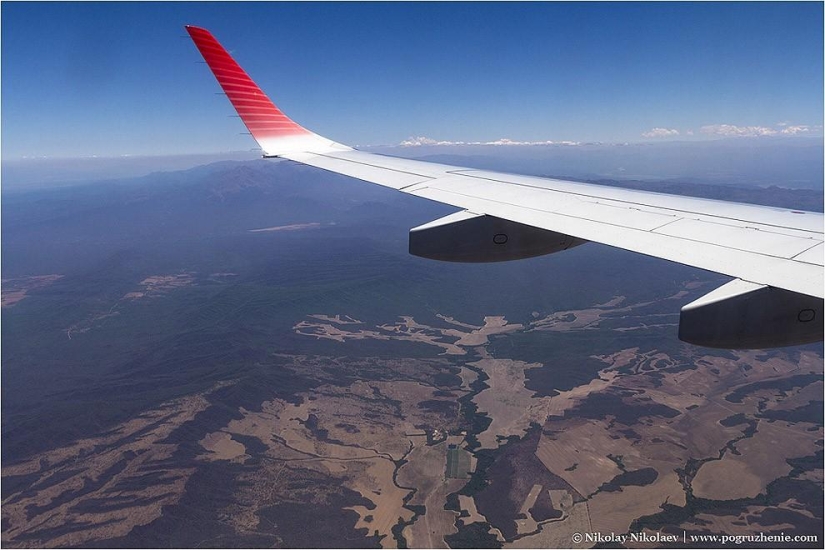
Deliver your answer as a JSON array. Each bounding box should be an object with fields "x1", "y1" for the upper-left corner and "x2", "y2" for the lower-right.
[{"x1": 184, "y1": 25, "x2": 208, "y2": 35}]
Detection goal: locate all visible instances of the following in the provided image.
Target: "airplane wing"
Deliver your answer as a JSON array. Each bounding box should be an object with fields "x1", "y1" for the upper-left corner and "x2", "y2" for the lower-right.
[{"x1": 185, "y1": 25, "x2": 823, "y2": 349}]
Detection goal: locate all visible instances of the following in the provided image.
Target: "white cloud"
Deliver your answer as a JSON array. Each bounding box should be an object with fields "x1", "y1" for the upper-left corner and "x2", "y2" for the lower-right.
[
  {"x1": 699, "y1": 123, "x2": 823, "y2": 137},
  {"x1": 399, "y1": 136, "x2": 464, "y2": 146},
  {"x1": 641, "y1": 127, "x2": 680, "y2": 138},
  {"x1": 399, "y1": 123, "x2": 821, "y2": 148},
  {"x1": 700, "y1": 124, "x2": 778, "y2": 137},
  {"x1": 399, "y1": 136, "x2": 580, "y2": 147},
  {"x1": 483, "y1": 138, "x2": 581, "y2": 146},
  {"x1": 779, "y1": 124, "x2": 819, "y2": 135}
]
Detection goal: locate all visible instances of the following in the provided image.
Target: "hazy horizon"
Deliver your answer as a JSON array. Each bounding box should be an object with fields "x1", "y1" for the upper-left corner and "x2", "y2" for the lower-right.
[{"x1": 3, "y1": 136, "x2": 823, "y2": 191}]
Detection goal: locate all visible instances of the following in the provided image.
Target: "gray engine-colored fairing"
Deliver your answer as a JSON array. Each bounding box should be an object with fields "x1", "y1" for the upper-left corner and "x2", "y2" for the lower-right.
[
  {"x1": 409, "y1": 211, "x2": 585, "y2": 263},
  {"x1": 679, "y1": 280, "x2": 822, "y2": 349}
]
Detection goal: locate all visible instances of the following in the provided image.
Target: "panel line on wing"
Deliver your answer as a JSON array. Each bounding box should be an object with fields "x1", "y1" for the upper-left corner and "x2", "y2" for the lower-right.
[
  {"x1": 447, "y1": 171, "x2": 823, "y2": 235},
  {"x1": 313, "y1": 153, "x2": 439, "y2": 180},
  {"x1": 292, "y1": 152, "x2": 437, "y2": 182},
  {"x1": 792, "y1": 241, "x2": 825, "y2": 266},
  {"x1": 648, "y1": 218, "x2": 684, "y2": 232},
  {"x1": 413, "y1": 186, "x2": 822, "y2": 298},
  {"x1": 412, "y1": 185, "x2": 821, "y2": 264}
]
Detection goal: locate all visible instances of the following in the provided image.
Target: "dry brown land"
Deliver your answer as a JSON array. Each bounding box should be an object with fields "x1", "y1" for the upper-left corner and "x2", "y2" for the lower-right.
[
  {"x1": 1, "y1": 274, "x2": 63, "y2": 307},
  {"x1": 65, "y1": 273, "x2": 204, "y2": 338},
  {"x1": 536, "y1": 419, "x2": 627, "y2": 497},
  {"x1": 293, "y1": 320, "x2": 393, "y2": 344},
  {"x1": 515, "y1": 484, "x2": 544, "y2": 535},
  {"x1": 528, "y1": 344, "x2": 821, "y2": 547},
  {"x1": 307, "y1": 313, "x2": 363, "y2": 324},
  {"x1": 343, "y1": 458, "x2": 415, "y2": 548},
  {"x1": 5, "y1": 293, "x2": 821, "y2": 549},
  {"x1": 678, "y1": 502, "x2": 807, "y2": 538},
  {"x1": 506, "y1": 490, "x2": 591, "y2": 549},
  {"x1": 199, "y1": 431, "x2": 248, "y2": 462},
  {"x1": 529, "y1": 286, "x2": 705, "y2": 334},
  {"x1": 692, "y1": 419, "x2": 822, "y2": 500},
  {"x1": 453, "y1": 316, "x2": 524, "y2": 346},
  {"x1": 186, "y1": 375, "x2": 468, "y2": 546},
  {"x1": 122, "y1": 272, "x2": 195, "y2": 300},
  {"x1": 528, "y1": 295, "x2": 639, "y2": 332},
  {"x1": 588, "y1": 472, "x2": 685, "y2": 534},
  {"x1": 288, "y1": 307, "x2": 822, "y2": 548},
  {"x1": 457, "y1": 365, "x2": 480, "y2": 391},
  {"x1": 458, "y1": 494, "x2": 488, "y2": 525},
  {"x1": 471, "y1": 358, "x2": 551, "y2": 449},
  {"x1": 763, "y1": 380, "x2": 823, "y2": 412},
  {"x1": 1, "y1": 390, "x2": 219, "y2": 548},
  {"x1": 294, "y1": 313, "x2": 523, "y2": 356},
  {"x1": 543, "y1": 369, "x2": 620, "y2": 417},
  {"x1": 398, "y1": 439, "x2": 466, "y2": 548}
]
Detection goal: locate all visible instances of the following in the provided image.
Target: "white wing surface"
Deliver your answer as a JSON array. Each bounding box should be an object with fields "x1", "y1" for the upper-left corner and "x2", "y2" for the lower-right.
[{"x1": 186, "y1": 26, "x2": 823, "y2": 348}]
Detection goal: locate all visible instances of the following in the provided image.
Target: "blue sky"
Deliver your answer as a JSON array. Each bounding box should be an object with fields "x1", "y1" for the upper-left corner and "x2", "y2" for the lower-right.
[{"x1": 2, "y1": 2, "x2": 823, "y2": 159}]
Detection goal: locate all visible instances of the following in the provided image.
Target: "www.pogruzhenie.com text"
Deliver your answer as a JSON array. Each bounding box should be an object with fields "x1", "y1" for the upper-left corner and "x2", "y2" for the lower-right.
[{"x1": 571, "y1": 531, "x2": 819, "y2": 545}]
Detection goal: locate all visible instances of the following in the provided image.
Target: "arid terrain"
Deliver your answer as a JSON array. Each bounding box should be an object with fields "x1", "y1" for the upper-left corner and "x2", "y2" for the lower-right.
[
  {"x1": 3, "y1": 288, "x2": 821, "y2": 548},
  {"x1": 1, "y1": 275, "x2": 63, "y2": 308}
]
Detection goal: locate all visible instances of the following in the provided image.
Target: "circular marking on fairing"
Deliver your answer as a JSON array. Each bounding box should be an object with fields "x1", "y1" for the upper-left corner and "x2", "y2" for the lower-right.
[
  {"x1": 798, "y1": 309, "x2": 816, "y2": 323},
  {"x1": 493, "y1": 234, "x2": 508, "y2": 245}
]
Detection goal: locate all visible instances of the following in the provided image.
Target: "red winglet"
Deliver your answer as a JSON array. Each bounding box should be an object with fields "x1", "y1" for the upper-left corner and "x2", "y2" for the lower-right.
[{"x1": 186, "y1": 25, "x2": 311, "y2": 141}]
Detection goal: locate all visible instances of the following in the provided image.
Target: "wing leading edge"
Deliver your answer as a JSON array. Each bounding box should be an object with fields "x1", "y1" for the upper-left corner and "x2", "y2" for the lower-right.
[{"x1": 185, "y1": 26, "x2": 823, "y2": 348}]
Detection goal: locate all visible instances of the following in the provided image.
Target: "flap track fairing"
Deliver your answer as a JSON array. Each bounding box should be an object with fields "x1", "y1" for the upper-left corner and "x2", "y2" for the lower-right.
[
  {"x1": 679, "y1": 279, "x2": 822, "y2": 348},
  {"x1": 409, "y1": 211, "x2": 585, "y2": 263}
]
